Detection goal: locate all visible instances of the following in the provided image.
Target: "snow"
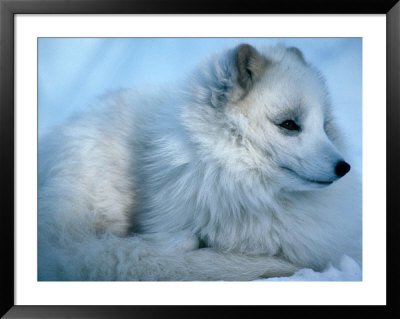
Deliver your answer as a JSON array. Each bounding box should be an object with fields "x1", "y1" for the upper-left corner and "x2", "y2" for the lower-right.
[{"x1": 258, "y1": 255, "x2": 362, "y2": 281}]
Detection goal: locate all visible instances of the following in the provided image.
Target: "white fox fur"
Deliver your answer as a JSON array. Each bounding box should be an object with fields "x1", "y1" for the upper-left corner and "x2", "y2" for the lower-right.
[{"x1": 38, "y1": 44, "x2": 361, "y2": 281}]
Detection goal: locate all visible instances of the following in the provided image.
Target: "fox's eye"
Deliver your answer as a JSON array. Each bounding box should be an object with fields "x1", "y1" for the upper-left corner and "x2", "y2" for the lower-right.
[{"x1": 280, "y1": 120, "x2": 300, "y2": 131}]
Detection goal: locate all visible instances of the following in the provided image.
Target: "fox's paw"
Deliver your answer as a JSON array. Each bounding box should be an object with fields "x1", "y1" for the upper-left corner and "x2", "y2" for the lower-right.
[{"x1": 138, "y1": 231, "x2": 200, "y2": 255}]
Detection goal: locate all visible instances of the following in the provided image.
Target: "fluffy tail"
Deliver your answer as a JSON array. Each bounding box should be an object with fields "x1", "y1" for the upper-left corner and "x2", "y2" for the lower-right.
[{"x1": 39, "y1": 232, "x2": 298, "y2": 281}]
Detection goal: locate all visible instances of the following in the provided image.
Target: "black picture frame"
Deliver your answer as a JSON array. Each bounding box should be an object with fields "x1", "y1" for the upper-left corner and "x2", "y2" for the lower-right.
[{"x1": 1, "y1": 0, "x2": 399, "y2": 318}]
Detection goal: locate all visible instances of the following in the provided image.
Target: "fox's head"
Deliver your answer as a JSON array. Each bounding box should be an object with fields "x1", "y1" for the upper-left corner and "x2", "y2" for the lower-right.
[{"x1": 183, "y1": 44, "x2": 351, "y2": 191}]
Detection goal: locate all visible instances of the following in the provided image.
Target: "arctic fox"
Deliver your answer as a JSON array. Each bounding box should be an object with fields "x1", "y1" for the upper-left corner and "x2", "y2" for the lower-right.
[{"x1": 38, "y1": 43, "x2": 362, "y2": 281}]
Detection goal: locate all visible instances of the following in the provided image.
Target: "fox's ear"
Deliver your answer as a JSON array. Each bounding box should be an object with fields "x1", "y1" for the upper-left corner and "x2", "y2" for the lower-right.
[
  {"x1": 236, "y1": 44, "x2": 267, "y2": 92},
  {"x1": 287, "y1": 46, "x2": 306, "y2": 64}
]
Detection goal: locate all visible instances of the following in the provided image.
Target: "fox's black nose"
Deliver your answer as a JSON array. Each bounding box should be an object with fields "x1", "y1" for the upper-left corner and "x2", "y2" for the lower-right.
[{"x1": 335, "y1": 161, "x2": 351, "y2": 177}]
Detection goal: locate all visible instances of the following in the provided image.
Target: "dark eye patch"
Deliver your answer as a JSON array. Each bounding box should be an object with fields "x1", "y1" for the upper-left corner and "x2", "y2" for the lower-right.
[{"x1": 279, "y1": 120, "x2": 300, "y2": 131}]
